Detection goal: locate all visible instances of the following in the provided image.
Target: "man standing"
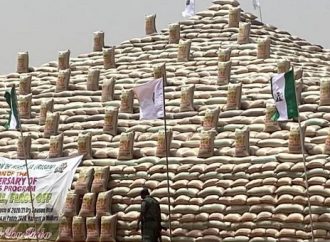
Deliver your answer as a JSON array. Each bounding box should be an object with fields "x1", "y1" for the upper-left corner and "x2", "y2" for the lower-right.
[{"x1": 137, "y1": 188, "x2": 162, "y2": 242}]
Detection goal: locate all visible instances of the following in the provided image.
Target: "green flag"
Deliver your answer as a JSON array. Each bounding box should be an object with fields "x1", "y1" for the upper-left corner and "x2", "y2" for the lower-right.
[
  {"x1": 4, "y1": 86, "x2": 20, "y2": 130},
  {"x1": 271, "y1": 69, "x2": 298, "y2": 121}
]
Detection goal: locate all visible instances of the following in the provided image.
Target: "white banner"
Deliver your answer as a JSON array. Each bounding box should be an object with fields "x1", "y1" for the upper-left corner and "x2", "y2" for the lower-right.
[{"x1": 0, "y1": 155, "x2": 82, "y2": 240}]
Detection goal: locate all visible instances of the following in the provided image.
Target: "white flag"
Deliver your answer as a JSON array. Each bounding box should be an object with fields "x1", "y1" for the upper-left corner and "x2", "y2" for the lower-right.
[
  {"x1": 133, "y1": 78, "x2": 164, "y2": 120},
  {"x1": 252, "y1": 0, "x2": 260, "y2": 10},
  {"x1": 182, "y1": 0, "x2": 195, "y2": 18}
]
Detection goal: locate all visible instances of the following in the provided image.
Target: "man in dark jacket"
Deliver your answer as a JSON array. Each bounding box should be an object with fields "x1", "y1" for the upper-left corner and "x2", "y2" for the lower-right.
[{"x1": 137, "y1": 188, "x2": 162, "y2": 242}]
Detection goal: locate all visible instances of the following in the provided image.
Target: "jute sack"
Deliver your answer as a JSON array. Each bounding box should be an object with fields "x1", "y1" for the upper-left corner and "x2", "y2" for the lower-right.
[
  {"x1": 102, "y1": 77, "x2": 116, "y2": 102},
  {"x1": 63, "y1": 191, "x2": 79, "y2": 217},
  {"x1": 93, "y1": 31, "x2": 104, "y2": 52},
  {"x1": 226, "y1": 83, "x2": 242, "y2": 110},
  {"x1": 288, "y1": 125, "x2": 305, "y2": 154},
  {"x1": 19, "y1": 74, "x2": 32, "y2": 95},
  {"x1": 17, "y1": 51, "x2": 29, "y2": 73},
  {"x1": 58, "y1": 49, "x2": 70, "y2": 70},
  {"x1": 56, "y1": 216, "x2": 72, "y2": 242},
  {"x1": 294, "y1": 68, "x2": 303, "y2": 80},
  {"x1": 103, "y1": 47, "x2": 116, "y2": 69},
  {"x1": 323, "y1": 129, "x2": 330, "y2": 154},
  {"x1": 91, "y1": 166, "x2": 110, "y2": 193},
  {"x1": 72, "y1": 216, "x2": 86, "y2": 242},
  {"x1": 172, "y1": 204, "x2": 199, "y2": 214},
  {"x1": 100, "y1": 214, "x2": 118, "y2": 242},
  {"x1": 180, "y1": 85, "x2": 195, "y2": 112},
  {"x1": 203, "y1": 107, "x2": 220, "y2": 130},
  {"x1": 228, "y1": 7, "x2": 240, "y2": 28},
  {"x1": 18, "y1": 94, "x2": 32, "y2": 119},
  {"x1": 198, "y1": 130, "x2": 216, "y2": 158},
  {"x1": 86, "y1": 217, "x2": 100, "y2": 242},
  {"x1": 319, "y1": 79, "x2": 330, "y2": 106},
  {"x1": 103, "y1": 107, "x2": 118, "y2": 136},
  {"x1": 295, "y1": 79, "x2": 303, "y2": 105},
  {"x1": 56, "y1": 69, "x2": 71, "y2": 92},
  {"x1": 174, "y1": 237, "x2": 195, "y2": 242},
  {"x1": 75, "y1": 167, "x2": 94, "y2": 195},
  {"x1": 218, "y1": 61, "x2": 232, "y2": 85},
  {"x1": 96, "y1": 191, "x2": 112, "y2": 217},
  {"x1": 17, "y1": 134, "x2": 31, "y2": 159},
  {"x1": 79, "y1": 193, "x2": 97, "y2": 217},
  {"x1": 49, "y1": 133, "x2": 64, "y2": 158},
  {"x1": 153, "y1": 63, "x2": 167, "y2": 86},
  {"x1": 237, "y1": 22, "x2": 250, "y2": 44},
  {"x1": 277, "y1": 60, "x2": 290, "y2": 74},
  {"x1": 264, "y1": 103, "x2": 280, "y2": 132},
  {"x1": 78, "y1": 132, "x2": 93, "y2": 159},
  {"x1": 177, "y1": 40, "x2": 191, "y2": 62},
  {"x1": 120, "y1": 89, "x2": 134, "y2": 113},
  {"x1": 145, "y1": 14, "x2": 157, "y2": 35},
  {"x1": 197, "y1": 235, "x2": 222, "y2": 242},
  {"x1": 156, "y1": 129, "x2": 173, "y2": 157},
  {"x1": 248, "y1": 186, "x2": 276, "y2": 197},
  {"x1": 87, "y1": 69, "x2": 100, "y2": 91},
  {"x1": 235, "y1": 126, "x2": 250, "y2": 157},
  {"x1": 218, "y1": 47, "x2": 232, "y2": 62},
  {"x1": 169, "y1": 23, "x2": 180, "y2": 44},
  {"x1": 44, "y1": 112, "x2": 60, "y2": 138},
  {"x1": 118, "y1": 131, "x2": 135, "y2": 160},
  {"x1": 39, "y1": 99, "x2": 54, "y2": 125},
  {"x1": 257, "y1": 37, "x2": 271, "y2": 59}
]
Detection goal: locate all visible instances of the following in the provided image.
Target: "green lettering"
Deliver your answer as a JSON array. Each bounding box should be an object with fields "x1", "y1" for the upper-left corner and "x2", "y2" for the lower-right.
[{"x1": 36, "y1": 193, "x2": 52, "y2": 203}]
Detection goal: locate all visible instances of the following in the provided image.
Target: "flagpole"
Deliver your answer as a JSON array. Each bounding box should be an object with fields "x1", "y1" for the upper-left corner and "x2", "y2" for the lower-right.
[
  {"x1": 161, "y1": 79, "x2": 172, "y2": 242},
  {"x1": 297, "y1": 118, "x2": 315, "y2": 241},
  {"x1": 258, "y1": 5, "x2": 263, "y2": 22},
  {"x1": 295, "y1": 89, "x2": 315, "y2": 242},
  {"x1": 193, "y1": 0, "x2": 196, "y2": 15},
  {"x1": 253, "y1": 0, "x2": 263, "y2": 22},
  {"x1": 12, "y1": 84, "x2": 40, "y2": 242}
]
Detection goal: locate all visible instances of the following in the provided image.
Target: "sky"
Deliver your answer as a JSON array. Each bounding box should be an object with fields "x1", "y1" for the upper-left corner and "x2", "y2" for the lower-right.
[{"x1": 0, "y1": 0, "x2": 329, "y2": 74}]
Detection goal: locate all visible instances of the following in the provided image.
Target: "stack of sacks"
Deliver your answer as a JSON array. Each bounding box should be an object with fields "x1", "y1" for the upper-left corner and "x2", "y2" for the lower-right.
[
  {"x1": 56, "y1": 167, "x2": 117, "y2": 242},
  {"x1": 0, "y1": 0, "x2": 330, "y2": 241}
]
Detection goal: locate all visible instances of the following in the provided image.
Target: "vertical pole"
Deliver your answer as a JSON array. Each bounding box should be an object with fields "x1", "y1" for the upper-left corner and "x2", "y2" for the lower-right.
[
  {"x1": 193, "y1": 0, "x2": 196, "y2": 15},
  {"x1": 12, "y1": 84, "x2": 40, "y2": 242},
  {"x1": 258, "y1": 5, "x2": 263, "y2": 22},
  {"x1": 293, "y1": 72, "x2": 315, "y2": 242},
  {"x1": 253, "y1": 0, "x2": 263, "y2": 22},
  {"x1": 297, "y1": 117, "x2": 315, "y2": 242},
  {"x1": 161, "y1": 79, "x2": 172, "y2": 242}
]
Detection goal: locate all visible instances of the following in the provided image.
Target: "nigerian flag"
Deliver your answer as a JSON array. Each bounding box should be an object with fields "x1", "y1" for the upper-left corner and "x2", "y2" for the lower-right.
[
  {"x1": 4, "y1": 86, "x2": 20, "y2": 130},
  {"x1": 271, "y1": 69, "x2": 298, "y2": 121}
]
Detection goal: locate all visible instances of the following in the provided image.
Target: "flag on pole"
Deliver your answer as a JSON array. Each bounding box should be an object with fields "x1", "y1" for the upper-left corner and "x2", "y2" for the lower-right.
[
  {"x1": 133, "y1": 78, "x2": 164, "y2": 120},
  {"x1": 252, "y1": 0, "x2": 260, "y2": 10},
  {"x1": 4, "y1": 86, "x2": 20, "y2": 130},
  {"x1": 271, "y1": 69, "x2": 298, "y2": 121},
  {"x1": 182, "y1": 0, "x2": 195, "y2": 18}
]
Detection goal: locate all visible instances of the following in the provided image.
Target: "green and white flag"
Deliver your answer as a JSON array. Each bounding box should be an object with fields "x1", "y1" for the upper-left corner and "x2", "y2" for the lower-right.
[
  {"x1": 4, "y1": 86, "x2": 20, "y2": 130},
  {"x1": 271, "y1": 69, "x2": 298, "y2": 121}
]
